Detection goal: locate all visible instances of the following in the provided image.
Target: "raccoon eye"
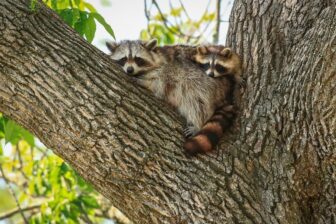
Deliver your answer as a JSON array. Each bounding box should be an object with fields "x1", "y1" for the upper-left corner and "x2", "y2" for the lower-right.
[
  {"x1": 215, "y1": 64, "x2": 227, "y2": 73},
  {"x1": 199, "y1": 63, "x2": 210, "y2": 70},
  {"x1": 134, "y1": 57, "x2": 148, "y2": 66},
  {"x1": 116, "y1": 57, "x2": 127, "y2": 66}
]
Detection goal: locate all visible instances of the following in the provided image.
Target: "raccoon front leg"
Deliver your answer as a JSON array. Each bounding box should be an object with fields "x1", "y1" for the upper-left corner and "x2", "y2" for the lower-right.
[
  {"x1": 181, "y1": 101, "x2": 213, "y2": 138},
  {"x1": 132, "y1": 77, "x2": 162, "y2": 96},
  {"x1": 132, "y1": 78, "x2": 153, "y2": 91},
  {"x1": 180, "y1": 112, "x2": 202, "y2": 138}
]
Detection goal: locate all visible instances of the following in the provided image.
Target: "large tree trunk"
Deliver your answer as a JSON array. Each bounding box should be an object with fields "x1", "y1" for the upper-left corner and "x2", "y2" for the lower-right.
[{"x1": 0, "y1": 0, "x2": 335, "y2": 223}]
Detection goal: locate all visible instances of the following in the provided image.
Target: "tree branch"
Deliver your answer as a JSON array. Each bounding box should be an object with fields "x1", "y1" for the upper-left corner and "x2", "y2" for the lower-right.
[
  {"x1": 0, "y1": 166, "x2": 29, "y2": 223},
  {"x1": 143, "y1": 0, "x2": 154, "y2": 39},
  {"x1": 0, "y1": 0, "x2": 335, "y2": 223},
  {"x1": 213, "y1": 0, "x2": 221, "y2": 44},
  {"x1": 0, "y1": 204, "x2": 41, "y2": 220}
]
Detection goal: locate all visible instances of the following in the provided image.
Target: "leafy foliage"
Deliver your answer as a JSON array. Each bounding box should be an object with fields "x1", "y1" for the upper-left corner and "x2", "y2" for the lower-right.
[
  {"x1": 0, "y1": 114, "x2": 111, "y2": 223},
  {"x1": 42, "y1": 0, "x2": 115, "y2": 42},
  {"x1": 141, "y1": 1, "x2": 216, "y2": 45}
]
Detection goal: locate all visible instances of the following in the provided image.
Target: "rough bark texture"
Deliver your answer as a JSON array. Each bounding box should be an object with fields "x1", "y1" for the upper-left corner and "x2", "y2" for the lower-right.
[{"x1": 0, "y1": 0, "x2": 335, "y2": 223}]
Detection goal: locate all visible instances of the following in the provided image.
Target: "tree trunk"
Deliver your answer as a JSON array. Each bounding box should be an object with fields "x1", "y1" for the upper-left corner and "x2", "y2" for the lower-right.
[{"x1": 0, "y1": 0, "x2": 335, "y2": 223}]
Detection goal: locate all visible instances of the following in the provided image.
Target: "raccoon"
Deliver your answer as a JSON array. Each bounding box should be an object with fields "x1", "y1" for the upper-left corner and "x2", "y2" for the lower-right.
[
  {"x1": 163, "y1": 44, "x2": 243, "y2": 95},
  {"x1": 173, "y1": 45, "x2": 242, "y2": 154},
  {"x1": 192, "y1": 45, "x2": 242, "y2": 84},
  {"x1": 106, "y1": 40, "x2": 237, "y2": 155},
  {"x1": 106, "y1": 39, "x2": 161, "y2": 76}
]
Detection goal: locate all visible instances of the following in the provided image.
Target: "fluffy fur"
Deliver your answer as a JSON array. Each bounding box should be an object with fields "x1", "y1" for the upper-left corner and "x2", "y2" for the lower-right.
[
  {"x1": 106, "y1": 40, "x2": 241, "y2": 155},
  {"x1": 182, "y1": 44, "x2": 242, "y2": 155}
]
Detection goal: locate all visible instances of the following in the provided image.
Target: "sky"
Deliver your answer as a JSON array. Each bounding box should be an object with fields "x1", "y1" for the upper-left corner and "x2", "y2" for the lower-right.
[{"x1": 90, "y1": 0, "x2": 234, "y2": 52}]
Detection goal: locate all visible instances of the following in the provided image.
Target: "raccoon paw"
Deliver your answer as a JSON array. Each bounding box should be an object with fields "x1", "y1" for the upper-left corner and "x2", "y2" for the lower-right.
[{"x1": 183, "y1": 126, "x2": 197, "y2": 138}]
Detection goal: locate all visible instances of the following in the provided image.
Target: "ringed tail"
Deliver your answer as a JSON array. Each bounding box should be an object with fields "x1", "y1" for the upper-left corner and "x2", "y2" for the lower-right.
[{"x1": 183, "y1": 105, "x2": 236, "y2": 156}]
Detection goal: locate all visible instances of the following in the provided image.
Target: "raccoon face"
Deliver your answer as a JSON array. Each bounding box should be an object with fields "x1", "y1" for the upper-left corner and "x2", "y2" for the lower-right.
[
  {"x1": 106, "y1": 39, "x2": 159, "y2": 76},
  {"x1": 194, "y1": 46, "x2": 238, "y2": 78}
]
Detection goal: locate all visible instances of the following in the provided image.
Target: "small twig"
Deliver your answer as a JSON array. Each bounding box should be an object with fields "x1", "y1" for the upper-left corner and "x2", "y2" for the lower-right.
[
  {"x1": 80, "y1": 215, "x2": 93, "y2": 224},
  {"x1": 0, "y1": 204, "x2": 41, "y2": 220},
  {"x1": 30, "y1": 146, "x2": 34, "y2": 162},
  {"x1": 197, "y1": 0, "x2": 212, "y2": 33},
  {"x1": 16, "y1": 143, "x2": 24, "y2": 168},
  {"x1": 213, "y1": 0, "x2": 222, "y2": 44},
  {"x1": 187, "y1": 0, "x2": 212, "y2": 43},
  {"x1": 169, "y1": 0, "x2": 180, "y2": 28},
  {"x1": 152, "y1": 0, "x2": 181, "y2": 35},
  {"x1": 151, "y1": 0, "x2": 198, "y2": 40},
  {"x1": 144, "y1": 0, "x2": 150, "y2": 21},
  {"x1": 200, "y1": 0, "x2": 212, "y2": 22},
  {"x1": 144, "y1": 0, "x2": 153, "y2": 39},
  {"x1": 16, "y1": 143, "x2": 29, "y2": 180},
  {"x1": 178, "y1": 0, "x2": 191, "y2": 20},
  {"x1": 0, "y1": 166, "x2": 29, "y2": 223}
]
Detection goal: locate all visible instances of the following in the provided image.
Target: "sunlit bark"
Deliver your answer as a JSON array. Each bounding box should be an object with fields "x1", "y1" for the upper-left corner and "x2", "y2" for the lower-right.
[{"x1": 0, "y1": 0, "x2": 334, "y2": 223}]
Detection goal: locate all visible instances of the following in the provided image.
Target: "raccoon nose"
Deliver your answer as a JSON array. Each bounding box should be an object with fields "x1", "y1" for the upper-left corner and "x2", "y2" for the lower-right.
[
  {"x1": 208, "y1": 72, "x2": 215, "y2": 77},
  {"x1": 126, "y1": 66, "x2": 134, "y2": 74}
]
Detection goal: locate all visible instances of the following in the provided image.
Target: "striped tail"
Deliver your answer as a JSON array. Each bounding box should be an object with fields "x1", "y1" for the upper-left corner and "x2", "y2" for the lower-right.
[{"x1": 183, "y1": 105, "x2": 236, "y2": 156}]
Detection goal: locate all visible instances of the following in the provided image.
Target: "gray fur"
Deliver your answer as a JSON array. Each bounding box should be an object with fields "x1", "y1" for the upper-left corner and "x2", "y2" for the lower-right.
[{"x1": 107, "y1": 40, "x2": 232, "y2": 135}]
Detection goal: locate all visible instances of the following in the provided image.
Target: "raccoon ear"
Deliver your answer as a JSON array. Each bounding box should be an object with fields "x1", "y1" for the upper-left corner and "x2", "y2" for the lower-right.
[
  {"x1": 197, "y1": 46, "x2": 208, "y2": 55},
  {"x1": 106, "y1": 41, "x2": 118, "y2": 52},
  {"x1": 220, "y1": 48, "x2": 232, "y2": 57},
  {"x1": 144, "y1": 39, "x2": 158, "y2": 50}
]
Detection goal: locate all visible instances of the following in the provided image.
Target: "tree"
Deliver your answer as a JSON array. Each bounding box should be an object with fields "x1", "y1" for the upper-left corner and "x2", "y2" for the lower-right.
[
  {"x1": 0, "y1": 1, "x2": 128, "y2": 223},
  {"x1": 0, "y1": 115, "x2": 130, "y2": 223},
  {"x1": 0, "y1": 0, "x2": 335, "y2": 223}
]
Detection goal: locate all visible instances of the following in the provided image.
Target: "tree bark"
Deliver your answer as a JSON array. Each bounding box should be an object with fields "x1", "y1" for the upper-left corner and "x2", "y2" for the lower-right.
[{"x1": 0, "y1": 0, "x2": 335, "y2": 223}]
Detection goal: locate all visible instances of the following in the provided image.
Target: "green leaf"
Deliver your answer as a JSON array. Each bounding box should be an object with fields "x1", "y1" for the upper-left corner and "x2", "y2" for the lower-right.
[
  {"x1": 74, "y1": 0, "x2": 81, "y2": 7},
  {"x1": 202, "y1": 12, "x2": 216, "y2": 22},
  {"x1": 21, "y1": 129, "x2": 35, "y2": 147},
  {"x1": 83, "y1": 2, "x2": 96, "y2": 12},
  {"x1": 51, "y1": 0, "x2": 57, "y2": 10},
  {"x1": 58, "y1": 8, "x2": 82, "y2": 28},
  {"x1": 59, "y1": 9, "x2": 75, "y2": 26},
  {"x1": 68, "y1": 203, "x2": 81, "y2": 220},
  {"x1": 0, "y1": 116, "x2": 4, "y2": 138},
  {"x1": 18, "y1": 192, "x2": 28, "y2": 203},
  {"x1": 60, "y1": 162, "x2": 69, "y2": 174},
  {"x1": 84, "y1": 14, "x2": 96, "y2": 43},
  {"x1": 140, "y1": 30, "x2": 150, "y2": 40},
  {"x1": 74, "y1": 11, "x2": 89, "y2": 36},
  {"x1": 57, "y1": 0, "x2": 70, "y2": 9},
  {"x1": 170, "y1": 7, "x2": 182, "y2": 17},
  {"x1": 91, "y1": 12, "x2": 115, "y2": 39},
  {"x1": 4, "y1": 120, "x2": 21, "y2": 144},
  {"x1": 80, "y1": 195, "x2": 99, "y2": 208}
]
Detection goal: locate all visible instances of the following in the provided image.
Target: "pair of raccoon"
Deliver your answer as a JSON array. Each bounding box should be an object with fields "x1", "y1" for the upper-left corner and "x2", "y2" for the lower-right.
[{"x1": 106, "y1": 39, "x2": 242, "y2": 156}]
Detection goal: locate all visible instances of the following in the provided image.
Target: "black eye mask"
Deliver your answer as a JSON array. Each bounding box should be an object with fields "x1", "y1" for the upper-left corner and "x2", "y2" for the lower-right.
[
  {"x1": 134, "y1": 57, "x2": 149, "y2": 67},
  {"x1": 116, "y1": 57, "x2": 127, "y2": 66},
  {"x1": 215, "y1": 64, "x2": 227, "y2": 73},
  {"x1": 200, "y1": 62, "x2": 210, "y2": 70}
]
